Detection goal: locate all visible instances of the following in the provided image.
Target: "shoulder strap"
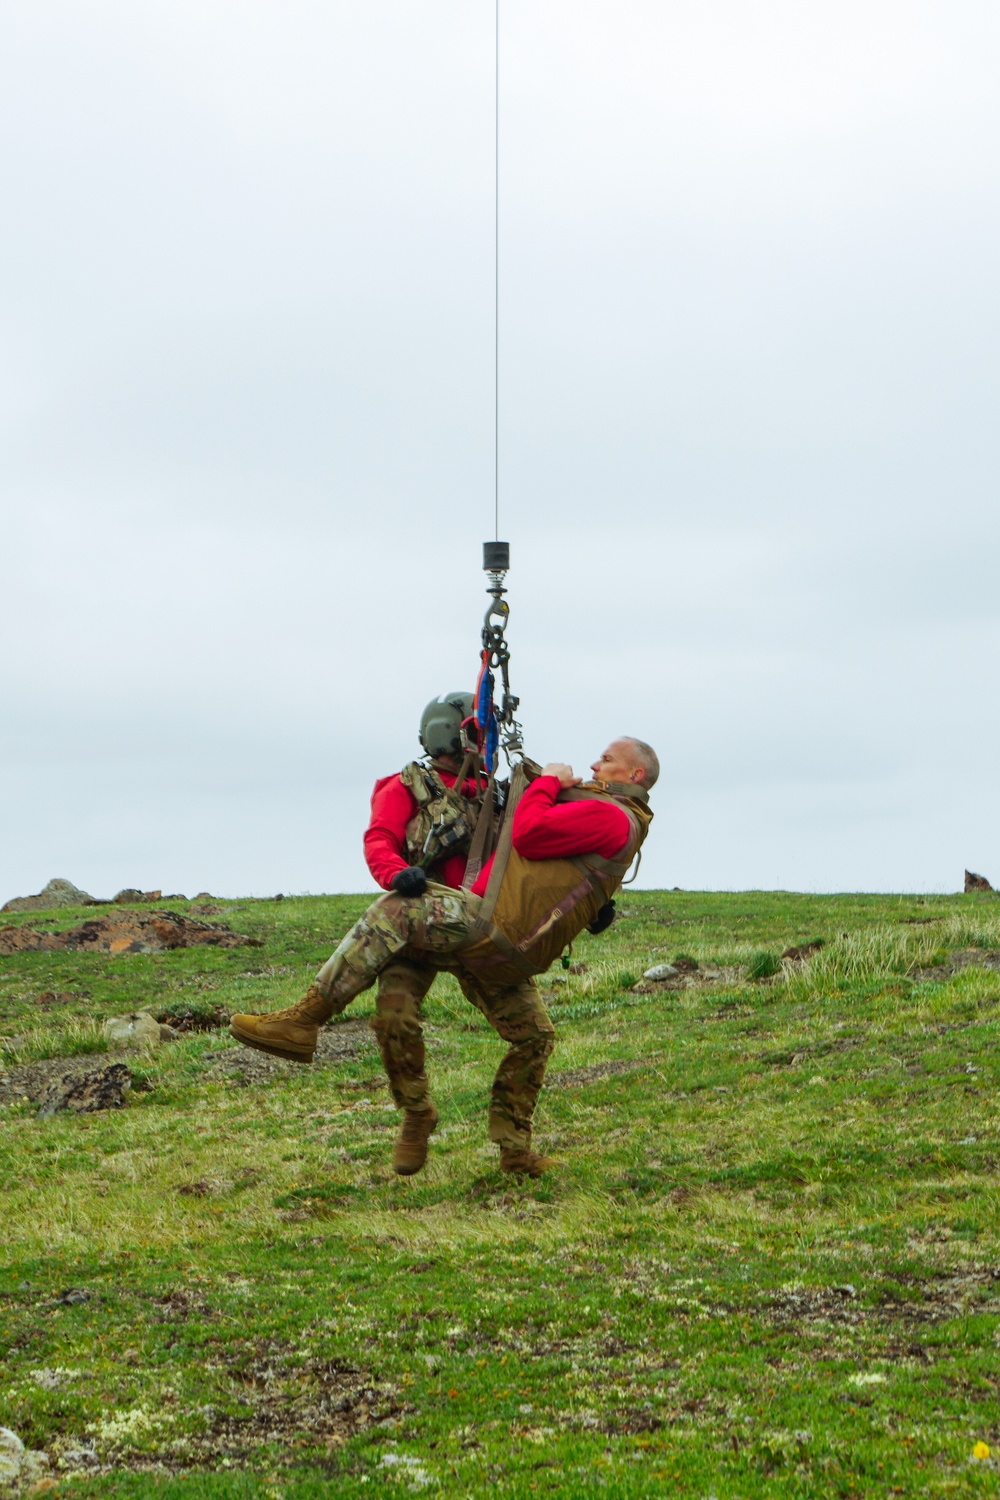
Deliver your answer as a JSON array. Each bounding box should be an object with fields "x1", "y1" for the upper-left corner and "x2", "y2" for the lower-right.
[
  {"x1": 465, "y1": 759, "x2": 531, "y2": 926},
  {"x1": 461, "y1": 773, "x2": 496, "y2": 891},
  {"x1": 399, "y1": 761, "x2": 436, "y2": 806}
]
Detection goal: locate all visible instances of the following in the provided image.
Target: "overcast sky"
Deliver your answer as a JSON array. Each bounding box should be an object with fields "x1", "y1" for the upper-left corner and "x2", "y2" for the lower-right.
[{"x1": 2, "y1": 1, "x2": 998, "y2": 901}]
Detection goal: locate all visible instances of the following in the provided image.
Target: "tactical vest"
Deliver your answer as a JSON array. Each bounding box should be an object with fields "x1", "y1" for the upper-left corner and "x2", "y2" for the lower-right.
[
  {"x1": 460, "y1": 770, "x2": 653, "y2": 985},
  {"x1": 399, "y1": 761, "x2": 483, "y2": 874}
]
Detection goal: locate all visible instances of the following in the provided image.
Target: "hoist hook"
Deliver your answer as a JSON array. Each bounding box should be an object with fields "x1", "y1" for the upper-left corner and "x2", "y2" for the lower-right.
[{"x1": 475, "y1": 540, "x2": 522, "y2": 770}]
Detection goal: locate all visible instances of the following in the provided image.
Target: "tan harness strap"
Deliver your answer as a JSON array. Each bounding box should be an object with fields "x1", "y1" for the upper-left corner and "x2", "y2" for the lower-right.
[
  {"x1": 462, "y1": 772, "x2": 496, "y2": 891},
  {"x1": 463, "y1": 759, "x2": 531, "y2": 937}
]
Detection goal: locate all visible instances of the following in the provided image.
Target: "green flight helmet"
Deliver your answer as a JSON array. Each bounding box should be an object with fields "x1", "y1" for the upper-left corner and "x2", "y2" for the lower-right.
[{"x1": 419, "y1": 691, "x2": 475, "y2": 760}]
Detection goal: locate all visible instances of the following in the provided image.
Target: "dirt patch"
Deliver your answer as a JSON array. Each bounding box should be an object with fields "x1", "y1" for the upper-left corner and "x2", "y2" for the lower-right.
[
  {"x1": 175, "y1": 1343, "x2": 399, "y2": 1466},
  {"x1": 36, "y1": 1063, "x2": 133, "y2": 1117},
  {"x1": 0, "y1": 910, "x2": 262, "y2": 956},
  {"x1": 155, "y1": 1005, "x2": 230, "y2": 1034},
  {"x1": 0, "y1": 1055, "x2": 118, "y2": 1108},
  {"x1": 0, "y1": 1056, "x2": 138, "y2": 1114},
  {"x1": 629, "y1": 964, "x2": 740, "y2": 995},
  {"x1": 33, "y1": 990, "x2": 82, "y2": 1009},
  {"x1": 549, "y1": 1059, "x2": 646, "y2": 1089},
  {"x1": 205, "y1": 1018, "x2": 375, "y2": 1085},
  {"x1": 912, "y1": 948, "x2": 1000, "y2": 982},
  {"x1": 761, "y1": 1269, "x2": 1000, "y2": 1329},
  {"x1": 61, "y1": 1340, "x2": 400, "y2": 1474},
  {"x1": 781, "y1": 940, "x2": 825, "y2": 961}
]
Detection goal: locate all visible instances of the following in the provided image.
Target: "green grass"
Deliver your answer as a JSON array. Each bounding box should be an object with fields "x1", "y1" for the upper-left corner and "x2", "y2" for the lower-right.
[{"x1": 1, "y1": 889, "x2": 999, "y2": 1496}]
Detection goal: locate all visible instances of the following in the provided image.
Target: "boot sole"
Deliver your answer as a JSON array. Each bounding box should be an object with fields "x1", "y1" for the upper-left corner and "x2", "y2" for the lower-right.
[{"x1": 228, "y1": 1023, "x2": 315, "y2": 1065}]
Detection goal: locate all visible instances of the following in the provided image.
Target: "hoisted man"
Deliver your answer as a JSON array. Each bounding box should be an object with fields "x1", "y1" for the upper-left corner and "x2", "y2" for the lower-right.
[{"x1": 231, "y1": 733, "x2": 658, "y2": 1178}]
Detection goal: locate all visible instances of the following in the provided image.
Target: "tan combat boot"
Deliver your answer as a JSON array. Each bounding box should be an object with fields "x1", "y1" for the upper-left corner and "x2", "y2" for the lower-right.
[
  {"x1": 499, "y1": 1146, "x2": 554, "y2": 1178},
  {"x1": 393, "y1": 1105, "x2": 439, "y2": 1176},
  {"x1": 229, "y1": 985, "x2": 333, "y2": 1064}
]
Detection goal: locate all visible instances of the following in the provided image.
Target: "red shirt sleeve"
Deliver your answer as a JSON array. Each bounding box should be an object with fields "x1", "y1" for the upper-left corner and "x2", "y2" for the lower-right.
[
  {"x1": 470, "y1": 777, "x2": 631, "y2": 897},
  {"x1": 364, "y1": 774, "x2": 415, "y2": 889},
  {"x1": 512, "y1": 775, "x2": 631, "y2": 859},
  {"x1": 364, "y1": 770, "x2": 482, "y2": 891}
]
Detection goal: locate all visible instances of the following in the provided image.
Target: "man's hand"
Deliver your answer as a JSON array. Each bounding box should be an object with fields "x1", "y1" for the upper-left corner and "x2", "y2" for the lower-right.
[
  {"x1": 542, "y1": 762, "x2": 583, "y2": 789},
  {"x1": 391, "y1": 866, "x2": 428, "y2": 897},
  {"x1": 587, "y1": 900, "x2": 616, "y2": 936}
]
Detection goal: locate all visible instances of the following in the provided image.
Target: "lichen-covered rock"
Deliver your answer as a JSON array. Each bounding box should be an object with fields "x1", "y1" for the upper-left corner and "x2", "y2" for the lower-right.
[
  {"x1": 0, "y1": 1428, "x2": 23, "y2": 1487},
  {"x1": 36, "y1": 1064, "x2": 133, "y2": 1118},
  {"x1": 103, "y1": 1012, "x2": 161, "y2": 1050},
  {"x1": 0, "y1": 1427, "x2": 50, "y2": 1492},
  {"x1": 642, "y1": 963, "x2": 679, "y2": 981},
  {"x1": 1, "y1": 878, "x2": 98, "y2": 914}
]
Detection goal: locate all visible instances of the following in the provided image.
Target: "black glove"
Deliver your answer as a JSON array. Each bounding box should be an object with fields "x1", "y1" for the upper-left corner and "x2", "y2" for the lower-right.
[
  {"x1": 587, "y1": 900, "x2": 616, "y2": 936},
  {"x1": 391, "y1": 866, "x2": 428, "y2": 898}
]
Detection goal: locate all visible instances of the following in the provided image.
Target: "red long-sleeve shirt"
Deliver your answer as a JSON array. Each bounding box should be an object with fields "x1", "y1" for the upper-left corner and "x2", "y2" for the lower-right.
[
  {"x1": 469, "y1": 775, "x2": 630, "y2": 896},
  {"x1": 364, "y1": 769, "x2": 485, "y2": 890},
  {"x1": 365, "y1": 770, "x2": 631, "y2": 898}
]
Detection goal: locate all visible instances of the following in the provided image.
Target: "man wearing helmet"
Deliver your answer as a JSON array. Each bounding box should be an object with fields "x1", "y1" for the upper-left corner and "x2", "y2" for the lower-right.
[
  {"x1": 232, "y1": 737, "x2": 658, "y2": 1180},
  {"x1": 364, "y1": 692, "x2": 483, "y2": 898},
  {"x1": 362, "y1": 692, "x2": 489, "y2": 1165}
]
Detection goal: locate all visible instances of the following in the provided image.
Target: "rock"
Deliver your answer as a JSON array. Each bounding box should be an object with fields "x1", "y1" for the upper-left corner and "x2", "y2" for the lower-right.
[
  {"x1": 103, "y1": 1012, "x2": 161, "y2": 1050},
  {"x1": 0, "y1": 1428, "x2": 50, "y2": 1492},
  {"x1": 113, "y1": 888, "x2": 161, "y2": 904},
  {"x1": 643, "y1": 963, "x2": 679, "y2": 981},
  {"x1": 36, "y1": 1064, "x2": 132, "y2": 1118},
  {"x1": 1, "y1": 879, "x2": 99, "y2": 914},
  {"x1": 54, "y1": 1289, "x2": 90, "y2": 1306},
  {"x1": 965, "y1": 870, "x2": 993, "y2": 892},
  {"x1": 0, "y1": 1428, "x2": 25, "y2": 1487}
]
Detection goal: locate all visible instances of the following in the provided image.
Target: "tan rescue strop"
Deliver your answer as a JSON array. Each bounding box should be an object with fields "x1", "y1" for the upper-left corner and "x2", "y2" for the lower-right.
[{"x1": 459, "y1": 766, "x2": 652, "y2": 982}]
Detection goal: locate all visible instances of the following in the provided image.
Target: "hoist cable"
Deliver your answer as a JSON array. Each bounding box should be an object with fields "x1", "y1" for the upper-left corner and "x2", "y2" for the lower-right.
[
  {"x1": 494, "y1": 0, "x2": 499, "y2": 542},
  {"x1": 475, "y1": 3, "x2": 521, "y2": 775}
]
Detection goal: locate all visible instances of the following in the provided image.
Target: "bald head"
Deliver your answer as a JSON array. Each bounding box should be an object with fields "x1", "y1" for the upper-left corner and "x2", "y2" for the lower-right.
[{"x1": 591, "y1": 737, "x2": 660, "y2": 789}]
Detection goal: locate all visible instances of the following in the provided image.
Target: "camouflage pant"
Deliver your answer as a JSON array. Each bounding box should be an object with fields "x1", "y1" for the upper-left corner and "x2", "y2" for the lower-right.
[{"x1": 313, "y1": 885, "x2": 554, "y2": 1150}]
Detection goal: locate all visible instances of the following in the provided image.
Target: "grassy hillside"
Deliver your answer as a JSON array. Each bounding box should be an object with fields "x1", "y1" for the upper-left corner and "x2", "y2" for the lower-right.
[{"x1": 1, "y1": 889, "x2": 998, "y2": 1497}]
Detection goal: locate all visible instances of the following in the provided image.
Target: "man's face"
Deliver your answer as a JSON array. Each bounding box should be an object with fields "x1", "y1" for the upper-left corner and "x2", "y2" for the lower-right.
[{"x1": 590, "y1": 740, "x2": 643, "y2": 786}]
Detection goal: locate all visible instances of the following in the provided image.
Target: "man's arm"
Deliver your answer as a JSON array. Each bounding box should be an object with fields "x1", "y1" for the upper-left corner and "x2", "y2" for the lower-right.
[
  {"x1": 364, "y1": 775, "x2": 418, "y2": 889},
  {"x1": 510, "y1": 772, "x2": 631, "y2": 861}
]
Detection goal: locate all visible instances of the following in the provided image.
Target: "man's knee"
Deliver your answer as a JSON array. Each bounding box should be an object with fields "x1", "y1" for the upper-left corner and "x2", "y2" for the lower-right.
[
  {"x1": 372, "y1": 989, "x2": 421, "y2": 1045},
  {"x1": 372, "y1": 1012, "x2": 423, "y2": 1055},
  {"x1": 489, "y1": 985, "x2": 555, "y2": 1049}
]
